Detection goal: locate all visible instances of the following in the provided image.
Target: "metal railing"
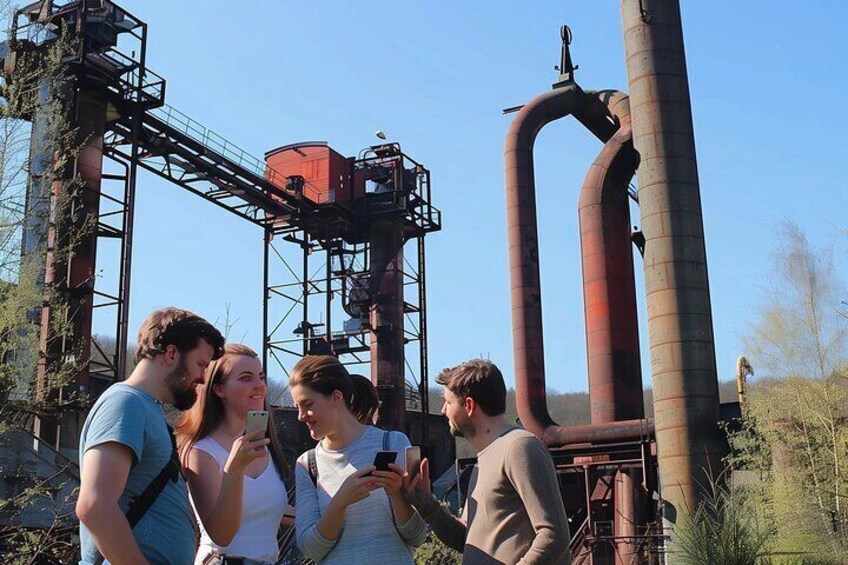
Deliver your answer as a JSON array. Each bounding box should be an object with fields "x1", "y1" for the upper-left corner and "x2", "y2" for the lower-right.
[
  {"x1": 104, "y1": 47, "x2": 166, "y2": 106},
  {"x1": 569, "y1": 515, "x2": 591, "y2": 562},
  {"x1": 148, "y1": 104, "x2": 293, "y2": 188}
]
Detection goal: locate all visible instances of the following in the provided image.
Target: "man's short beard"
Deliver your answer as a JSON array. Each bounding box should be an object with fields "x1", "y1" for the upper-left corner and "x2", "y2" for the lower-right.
[
  {"x1": 165, "y1": 357, "x2": 197, "y2": 410},
  {"x1": 449, "y1": 419, "x2": 474, "y2": 439}
]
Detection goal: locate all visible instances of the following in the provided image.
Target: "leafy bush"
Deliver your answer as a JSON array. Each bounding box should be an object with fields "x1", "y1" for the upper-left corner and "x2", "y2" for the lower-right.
[
  {"x1": 672, "y1": 477, "x2": 774, "y2": 565},
  {"x1": 414, "y1": 531, "x2": 461, "y2": 565}
]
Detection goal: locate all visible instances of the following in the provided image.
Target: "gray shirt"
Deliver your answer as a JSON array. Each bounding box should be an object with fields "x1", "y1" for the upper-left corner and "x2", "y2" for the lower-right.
[
  {"x1": 78, "y1": 384, "x2": 196, "y2": 565},
  {"x1": 464, "y1": 428, "x2": 570, "y2": 564},
  {"x1": 295, "y1": 426, "x2": 427, "y2": 563},
  {"x1": 417, "y1": 428, "x2": 571, "y2": 565}
]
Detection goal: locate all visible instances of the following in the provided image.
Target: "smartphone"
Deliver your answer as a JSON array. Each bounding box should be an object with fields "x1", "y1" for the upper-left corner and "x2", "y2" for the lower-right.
[
  {"x1": 372, "y1": 450, "x2": 398, "y2": 472},
  {"x1": 245, "y1": 410, "x2": 269, "y2": 438},
  {"x1": 405, "y1": 446, "x2": 421, "y2": 478}
]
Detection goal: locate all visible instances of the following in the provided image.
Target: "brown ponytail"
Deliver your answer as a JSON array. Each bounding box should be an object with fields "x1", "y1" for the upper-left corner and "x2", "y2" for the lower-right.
[
  {"x1": 350, "y1": 374, "x2": 380, "y2": 425},
  {"x1": 290, "y1": 355, "x2": 378, "y2": 421}
]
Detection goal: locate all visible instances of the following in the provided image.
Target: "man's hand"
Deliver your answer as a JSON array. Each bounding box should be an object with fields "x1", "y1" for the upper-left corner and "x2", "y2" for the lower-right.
[
  {"x1": 402, "y1": 457, "x2": 433, "y2": 508},
  {"x1": 400, "y1": 457, "x2": 467, "y2": 552}
]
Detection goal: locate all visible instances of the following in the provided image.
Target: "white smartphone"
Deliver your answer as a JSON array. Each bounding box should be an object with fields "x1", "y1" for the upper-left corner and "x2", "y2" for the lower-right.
[
  {"x1": 405, "y1": 446, "x2": 421, "y2": 478},
  {"x1": 245, "y1": 410, "x2": 269, "y2": 438}
]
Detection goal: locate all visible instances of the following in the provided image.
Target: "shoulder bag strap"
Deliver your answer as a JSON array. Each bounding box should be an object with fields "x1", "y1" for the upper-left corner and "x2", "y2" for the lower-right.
[
  {"x1": 307, "y1": 448, "x2": 318, "y2": 487},
  {"x1": 91, "y1": 425, "x2": 181, "y2": 565}
]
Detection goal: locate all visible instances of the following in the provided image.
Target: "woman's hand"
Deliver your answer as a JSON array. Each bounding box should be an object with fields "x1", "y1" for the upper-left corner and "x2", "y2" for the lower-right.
[
  {"x1": 316, "y1": 466, "x2": 380, "y2": 544},
  {"x1": 332, "y1": 466, "x2": 380, "y2": 508},
  {"x1": 223, "y1": 429, "x2": 269, "y2": 475},
  {"x1": 374, "y1": 463, "x2": 415, "y2": 524},
  {"x1": 371, "y1": 463, "x2": 405, "y2": 499}
]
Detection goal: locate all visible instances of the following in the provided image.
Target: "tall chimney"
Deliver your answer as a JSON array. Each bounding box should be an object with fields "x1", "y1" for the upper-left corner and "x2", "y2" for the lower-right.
[{"x1": 620, "y1": 0, "x2": 726, "y2": 515}]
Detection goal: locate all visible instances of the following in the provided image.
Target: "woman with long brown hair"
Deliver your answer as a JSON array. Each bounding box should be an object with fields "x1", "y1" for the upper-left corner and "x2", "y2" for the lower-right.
[
  {"x1": 291, "y1": 355, "x2": 427, "y2": 564},
  {"x1": 175, "y1": 343, "x2": 291, "y2": 565}
]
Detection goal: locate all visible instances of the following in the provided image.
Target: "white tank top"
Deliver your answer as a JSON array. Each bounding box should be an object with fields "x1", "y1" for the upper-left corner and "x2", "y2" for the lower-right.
[{"x1": 191, "y1": 436, "x2": 288, "y2": 564}]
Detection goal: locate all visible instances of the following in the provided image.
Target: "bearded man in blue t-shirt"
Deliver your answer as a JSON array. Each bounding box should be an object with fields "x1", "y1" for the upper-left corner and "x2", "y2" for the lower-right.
[{"x1": 76, "y1": 307, "x2": 224, "y2": 564}]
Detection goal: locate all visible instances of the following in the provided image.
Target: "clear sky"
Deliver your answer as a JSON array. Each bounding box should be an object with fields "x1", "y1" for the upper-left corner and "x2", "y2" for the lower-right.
[{"x1": 94, "y1": 1, "x2": 847, "y2": 393}]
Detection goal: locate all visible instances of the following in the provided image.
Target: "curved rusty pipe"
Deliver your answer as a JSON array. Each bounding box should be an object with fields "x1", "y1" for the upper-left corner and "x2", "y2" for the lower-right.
[
  {"x1": 506, "y1": 86, "x2": 652, "y2": 445},
  {"x1": 578, "y1": 96, "x2": 644, "y2": 424},
  {"x1": 579, "y1": 94, "x2": 645, "y2": 565}
]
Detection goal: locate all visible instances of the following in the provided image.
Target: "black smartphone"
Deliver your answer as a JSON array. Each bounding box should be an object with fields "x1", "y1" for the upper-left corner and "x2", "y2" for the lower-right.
[{"x1": 372, "y1": 450, "x2": 397, "y2": 472}]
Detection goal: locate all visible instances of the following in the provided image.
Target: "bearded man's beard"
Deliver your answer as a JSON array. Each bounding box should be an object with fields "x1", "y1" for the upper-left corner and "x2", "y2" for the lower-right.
[
  {"x1": 449, "y1": 417, "x2": 475, "y2": 439},
  {"x1": 165, "y1": 357, "x2": 198, "y2": 410}
]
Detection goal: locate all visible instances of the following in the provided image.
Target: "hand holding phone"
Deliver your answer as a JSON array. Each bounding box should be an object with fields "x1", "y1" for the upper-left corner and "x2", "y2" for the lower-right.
[
  {"x1": 368, "y1": 450, "x2": 405, "y2": 498},
  {"x1": 401, "y1": 457, "x2": 431, "y2": 508},
  {"x1": 372, "y1": 450, "x2": 397, "y2": 472},
  {"x1": 335, "y1": 466, "x2": 382, "y2": 508},
  {"x1": 405, "y1": 446, "x2": 421, "y2": 479},
  {"x1": 224, "y1": 411, "x2": 270, "y2": 474}
]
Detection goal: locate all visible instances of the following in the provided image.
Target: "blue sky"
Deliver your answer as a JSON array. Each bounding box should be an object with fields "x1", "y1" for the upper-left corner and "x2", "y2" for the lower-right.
[{"x1": 95, "y1": 1, "x2": 847, "y2": 393}]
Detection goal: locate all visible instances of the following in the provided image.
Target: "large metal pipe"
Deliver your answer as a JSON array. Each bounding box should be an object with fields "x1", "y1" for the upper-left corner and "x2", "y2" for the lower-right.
[
  {"x1": 578, "y1": 97, "x2": 644, "y2": 425},
  {"x1": 614, "y1": 468, "x2": 639, "y2": 564},
  {"x1": 620, "y1": 0, "x2": 726, "y2": 512},
  {"x1": 506, "y1": 85, "x2": 651, "y2": 446},
  {"x1": 369, "y1": 221, "x2": 406, "y2": 430},
  {"x1": 578, "y1": 96, "x2": 644, "y2": 564},
  {"x1": 547, "y1": 419, "x2": 653, "y2": 445},
  {"x1": 67, "y1": 89, "x2": 107, "y2": 387}
]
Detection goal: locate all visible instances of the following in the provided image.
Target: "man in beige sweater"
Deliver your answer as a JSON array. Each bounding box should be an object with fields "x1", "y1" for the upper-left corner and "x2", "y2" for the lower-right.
[{"x1": 402, "y1": 359, "x2": 571, "y2": 564}]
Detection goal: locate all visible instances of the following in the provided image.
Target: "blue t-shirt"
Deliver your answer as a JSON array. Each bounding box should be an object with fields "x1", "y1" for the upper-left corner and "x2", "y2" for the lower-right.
[{"x1": 78, "y1": 384, "x2": 196, "y2": 565}]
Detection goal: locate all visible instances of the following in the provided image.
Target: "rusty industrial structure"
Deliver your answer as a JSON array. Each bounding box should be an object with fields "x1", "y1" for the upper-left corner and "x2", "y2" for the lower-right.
[
  {"x1": 2, "y1": 0, "x2": 728, "y2": 563},
  {"x1": 504, "y1": 42, "x2": 658, "y2": 560},
  {"x1": 504, "y1": 3, "x2": 726, "y2": 562},
  {"x1": 1, "y1": 0, "x2": 445, "y2": 464}
]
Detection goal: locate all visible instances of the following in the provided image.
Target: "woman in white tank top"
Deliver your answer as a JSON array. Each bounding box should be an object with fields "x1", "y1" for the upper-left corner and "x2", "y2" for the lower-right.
[{"x1": 176, "y1": 344, "x2": 293, "y2": 565}]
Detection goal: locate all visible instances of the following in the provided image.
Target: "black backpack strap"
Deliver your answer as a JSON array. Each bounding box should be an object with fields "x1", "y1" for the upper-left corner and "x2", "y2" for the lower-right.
[
  {"x1": 92, "y1": 425, "x2": 181, "y2": 565},
  {"x1": 307, "y1": 448, "x2": 318, "y2": 487}
]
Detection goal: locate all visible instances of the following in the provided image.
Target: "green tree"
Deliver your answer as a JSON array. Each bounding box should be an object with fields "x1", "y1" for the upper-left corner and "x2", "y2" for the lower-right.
[
  {"x1": 729, "y1": 221, "x2": 848, "y2": 560},
  {"x1": 0, "y1": 10, "x2": 92, "y2": 562}
]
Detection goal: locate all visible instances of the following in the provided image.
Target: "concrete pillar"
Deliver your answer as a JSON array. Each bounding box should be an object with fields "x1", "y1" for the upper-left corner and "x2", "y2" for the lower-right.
[{"x1": 620, "y1": 0, "x2": 726, "y2": 516}]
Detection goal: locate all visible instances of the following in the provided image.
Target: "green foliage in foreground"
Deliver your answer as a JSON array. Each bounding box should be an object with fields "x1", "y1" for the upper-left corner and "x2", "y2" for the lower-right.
[{"x1": 414, "y1": 531, "x2": 462, "y2": 565}]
